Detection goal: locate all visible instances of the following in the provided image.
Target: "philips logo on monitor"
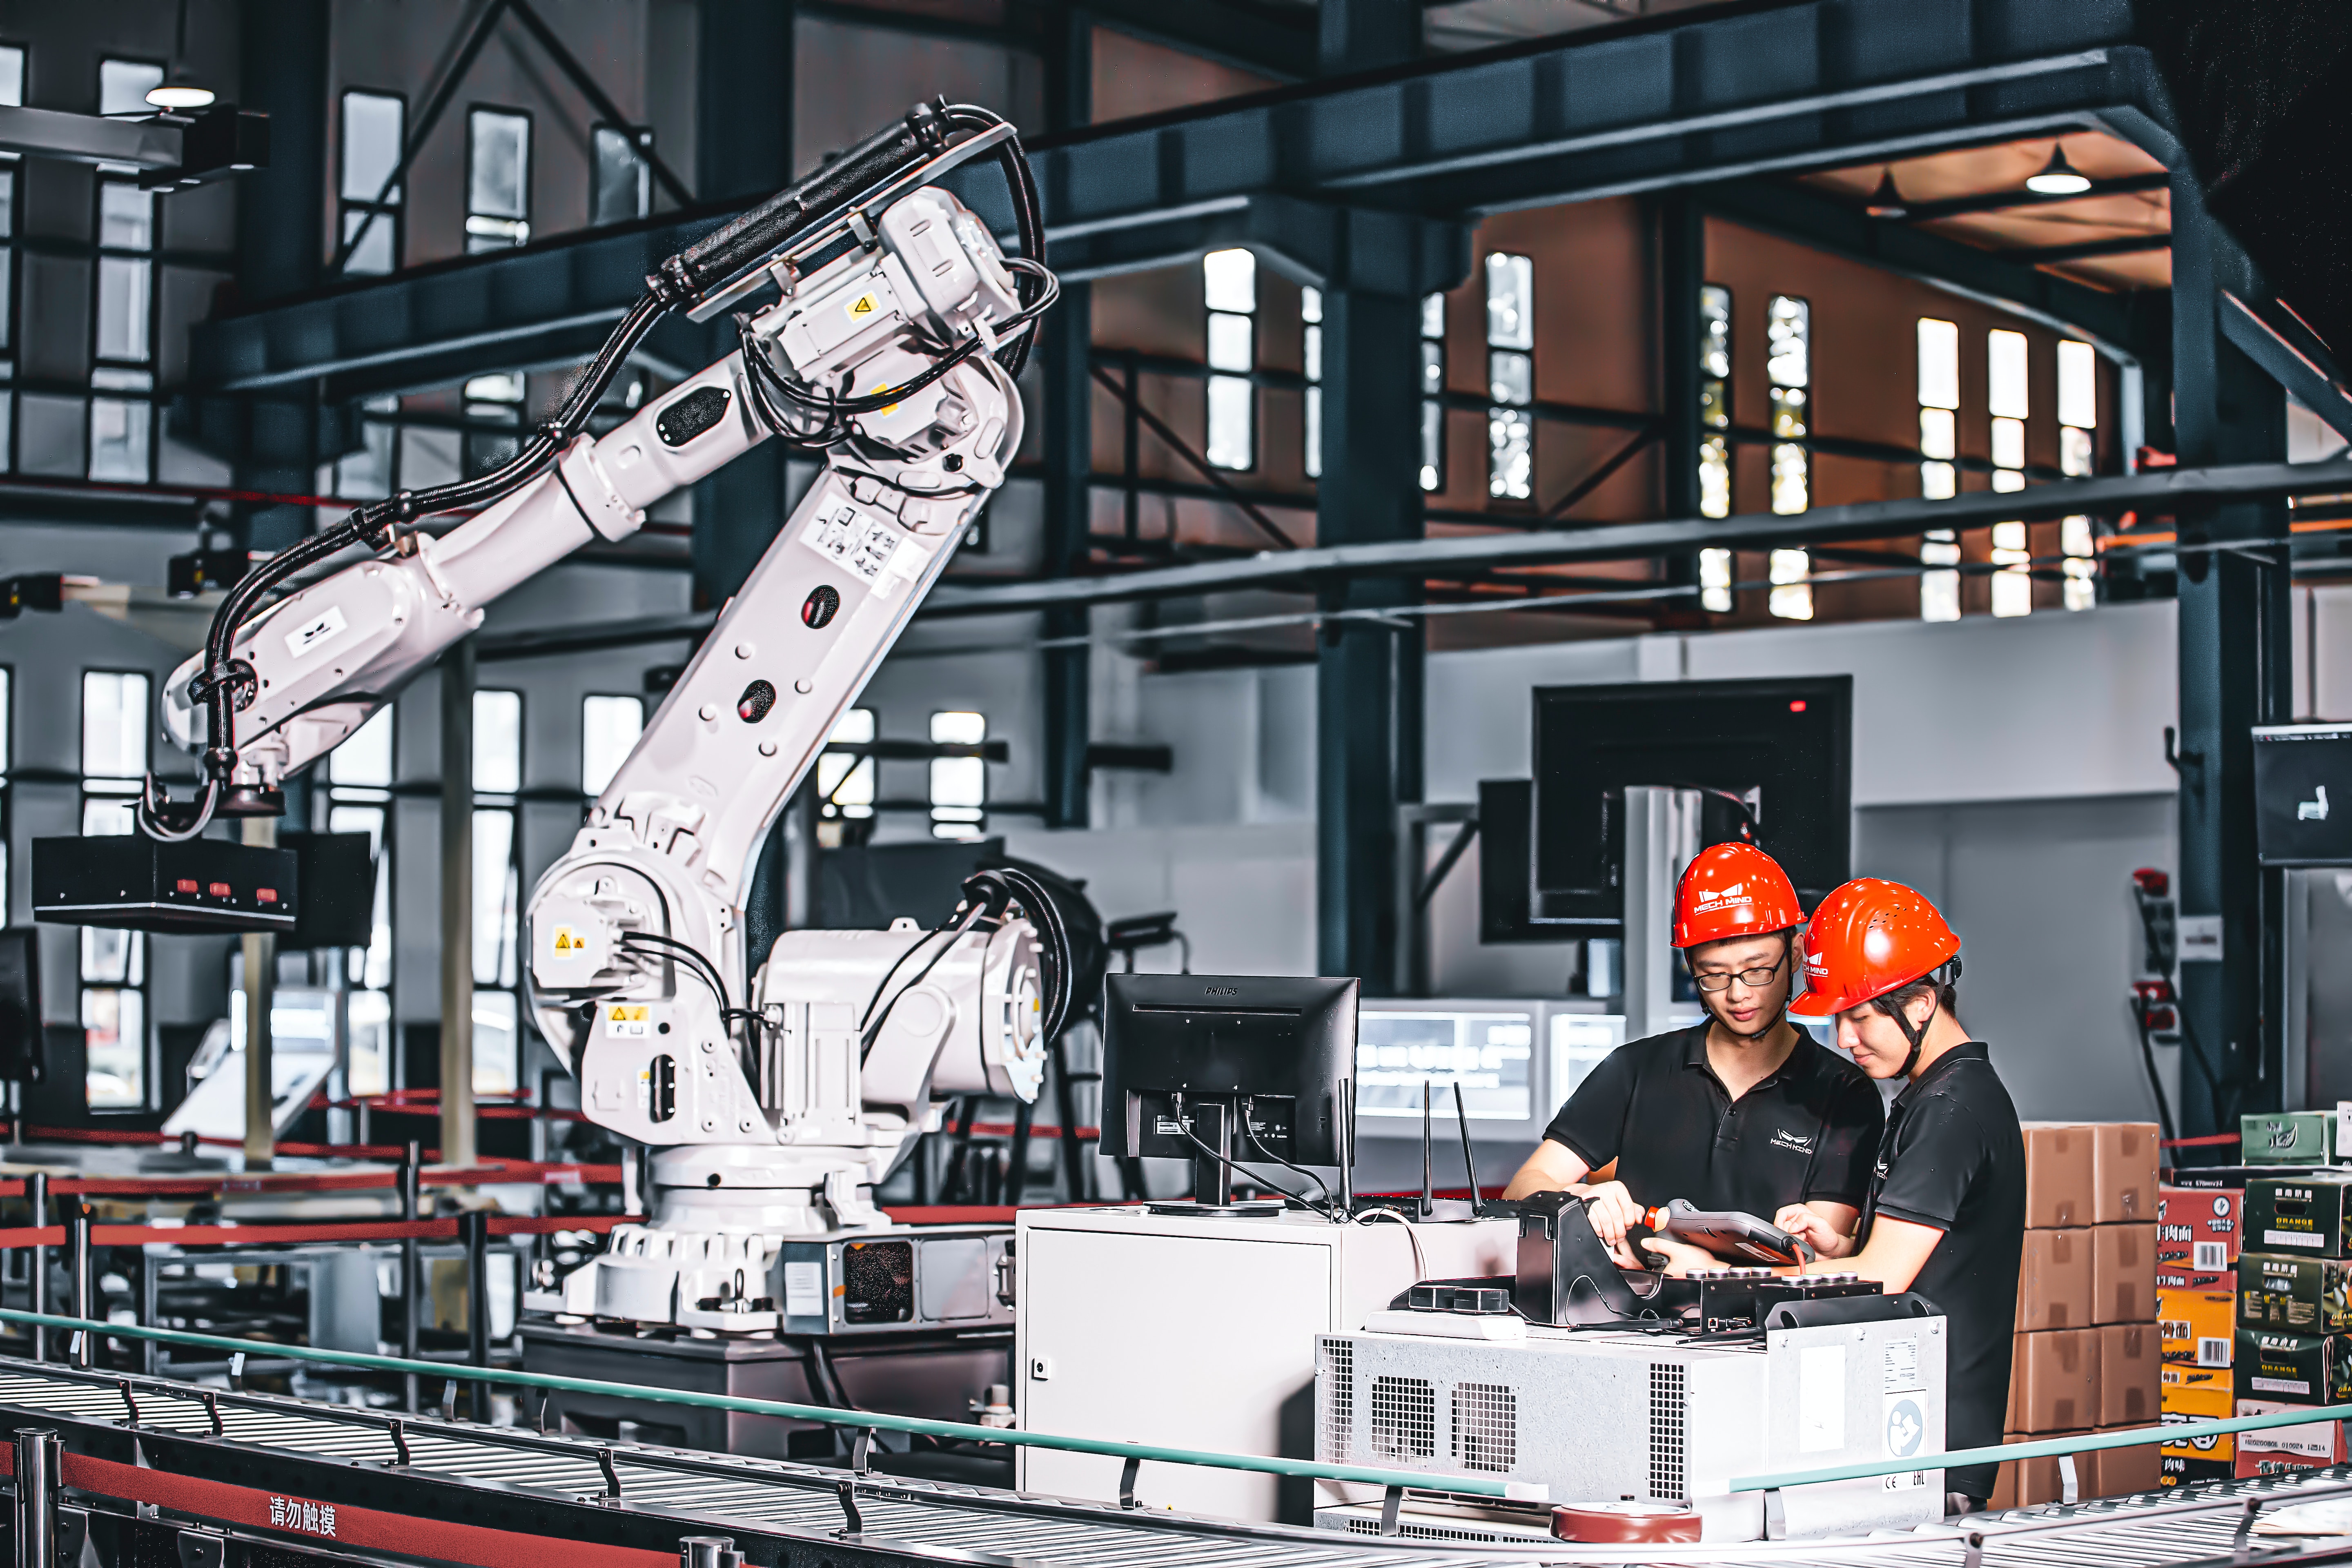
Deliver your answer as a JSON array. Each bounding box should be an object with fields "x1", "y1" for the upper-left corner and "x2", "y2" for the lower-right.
[{"x1": 1203, "y1": 986, "x2": 1236, "y2": 997}]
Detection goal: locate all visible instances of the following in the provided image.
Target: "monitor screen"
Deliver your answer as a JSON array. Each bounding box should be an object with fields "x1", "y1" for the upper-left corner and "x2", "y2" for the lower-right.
[
  {"x1": 1099, "y1": 974, "x2": 1357, "y2": 1167},
  {"x1": 1530, "y1": 676, "x2": 1852, "y2": 932},
  {"x1": 1354, "y1": 1007, "x2": 1535, "y2": 1122},
  {"x1": 2254, "y1": 724, "x2": 2352, "y2": 866}
]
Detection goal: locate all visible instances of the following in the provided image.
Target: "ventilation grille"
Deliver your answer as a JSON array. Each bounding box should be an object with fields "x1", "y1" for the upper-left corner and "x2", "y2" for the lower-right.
[
  {"x1": 1343, "y1": 1517, "x2": 1506, "y2": 1543},
  {"x1": 1451, "y1": 1381, "x2": 1516, "y2": 1473},
  {"x1": 1648, "y1": 1363, "x2": 1688, "y2": 1502},
  {"x1": 1369, "y1": 1375, "x2": 1437, "y2": 1461},
  {"x1": 1317, "y1": 1337, "x2": 1353, "y2": 1461}
]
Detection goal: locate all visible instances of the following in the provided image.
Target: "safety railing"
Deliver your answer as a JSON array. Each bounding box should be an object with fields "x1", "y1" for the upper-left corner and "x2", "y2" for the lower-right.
[{"x1": 0, "y1": 1307, "x2": 1510, "y2": 1500}]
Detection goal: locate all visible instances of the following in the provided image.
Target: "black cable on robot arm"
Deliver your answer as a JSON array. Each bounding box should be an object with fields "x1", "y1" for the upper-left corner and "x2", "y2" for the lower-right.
[{"x1": 860, "y1": 903, "x2": 988, "y2": 1062}]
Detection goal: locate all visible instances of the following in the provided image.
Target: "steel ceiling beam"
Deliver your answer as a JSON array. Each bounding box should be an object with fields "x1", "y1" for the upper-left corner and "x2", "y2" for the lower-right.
[
  {"x1": 190, "y1": 0, "x2": 2165, "y2": 399},
  {"x1": 916, "y1": 454, "x2": 2352, "y2": 616}
]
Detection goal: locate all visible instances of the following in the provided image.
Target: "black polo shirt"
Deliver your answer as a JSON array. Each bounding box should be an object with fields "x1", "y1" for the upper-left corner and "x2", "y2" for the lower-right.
[
  {"x1": 1855, "y1": 1041, "x2": 2025, "y2": 1502},
  {"x1": 1540, "y1": 1025, "x2": 1884, "y2": 1218}
]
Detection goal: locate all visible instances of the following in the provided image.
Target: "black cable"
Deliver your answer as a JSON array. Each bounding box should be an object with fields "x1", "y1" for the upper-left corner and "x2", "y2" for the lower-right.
[
  {"x1": 862, "y1": 903, "x2": 987, "y2": 1061},
  {"x1": 858, "y1": 925, "x2": 949, "y2": 1033},
  {"x1": 2129, "y1": 998, "x2": 2179, "y2": 1148},
  {"x1": 1175, "y1": 1121, "x2": 1317, "y2": 1212},
  {"x1": 1243, "y1": 1123, "x2": 1341, "y2": 1221}
]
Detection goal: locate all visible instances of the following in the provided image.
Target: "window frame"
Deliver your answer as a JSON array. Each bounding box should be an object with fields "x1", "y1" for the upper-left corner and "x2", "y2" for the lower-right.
[
  {"x1": 88, "y1": 151, "x2": 159, "y2": 482},
  {"x1": 590, "y1": 122, "x2": 651, "y2": 227},
  {"x1": 337, "y1": 88, "x2": 409, "y2": 276},
  {"x1": 0, "y1": 45, "x2": 24, "y2": 476},
  {"x1": 463, "y1": 105, "x2": 535, "y2": 253},
  {"x1": 78, "y1": 664, "x2": 154, "y2": 1111}
]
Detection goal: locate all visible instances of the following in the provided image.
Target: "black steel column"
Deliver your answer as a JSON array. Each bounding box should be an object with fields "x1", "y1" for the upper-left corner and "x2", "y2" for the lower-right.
[
  {"x1": 1042, "y1": 7, "x2": 1094, "y2": 829},
  {"x1": 1316, "y1": 285, "x2": 1425, "y2": 985},
  {"x1": 230, "y1": 0, "x2": 330, "y2": 552},
  {"x1": 1319, "y1": 0, "x2": 1418, "y2": 73},
  {"x1": 690, "y1": 0, "x2": 794, "y2": 612},
  {"x1": 2171, "y1": 166, "x2": 2289, "y2": 1138}
]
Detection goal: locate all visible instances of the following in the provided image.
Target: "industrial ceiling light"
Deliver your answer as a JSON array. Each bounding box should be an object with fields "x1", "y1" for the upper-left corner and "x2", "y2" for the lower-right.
[
  {"x1": 2025, "y1": 143, "x2": 2091, "y2": 196},
  {"x1": 145, "y1": 82, "x2": 216, "y2": 109},
  {"x1": 1864, "y1": 167, "x2": 1907, "y2": 219}
]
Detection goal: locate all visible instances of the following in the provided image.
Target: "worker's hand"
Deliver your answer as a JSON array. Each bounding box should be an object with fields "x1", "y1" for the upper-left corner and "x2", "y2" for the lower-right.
[
  {"x1": 1569, "y1": 1180, "x2": 1644, "y2": 1251},
  {"x1": 1774, "y1": 1204, "x2": 1854, "y2": 1261},
  {"x1": 1638, "y1": 1236, "x2": 1717, "y2": 1278}
]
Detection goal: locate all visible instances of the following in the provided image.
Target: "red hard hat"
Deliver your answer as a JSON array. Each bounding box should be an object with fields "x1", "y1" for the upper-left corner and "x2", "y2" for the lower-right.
[
  {"x1": 1671, "y1": 842, "x2": 1804, "y2": 949},
  {"x1": 1786, "y1": 877, "x2": 1960, "y2": 1020}
]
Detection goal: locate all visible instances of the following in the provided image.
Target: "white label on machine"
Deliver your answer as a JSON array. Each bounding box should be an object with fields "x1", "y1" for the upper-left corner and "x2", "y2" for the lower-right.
[
  {"x1": 1882, "y1": 1394, "x2": 1927, "y2": 1464},
  {"x1": 1798, "y1": 1345, "x2": 1847, "y2": 1452},
  {"x1": 804, "y1": 504, "x2": 899, "y2": 582},
  {"x1": 2180, "y1": 914, "x2": 2224, "y2": 962},
  {"x1": 784, "y1": 1261, "x2": 824, "y2": 1316},
  {"x1": 1882, "y1": 1338, "x2": 1922, "y2": 1393},
  {"x1": 604, "y1": 1004, "x2": 650, "y2": 1038},
  {"x1": 283, "y1": 605, "x2": 349, "y2": 659}
]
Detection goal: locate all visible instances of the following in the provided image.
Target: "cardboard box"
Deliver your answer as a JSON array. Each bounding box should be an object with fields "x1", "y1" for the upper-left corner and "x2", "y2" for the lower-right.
[
  {"x1": 2245, "y1": 1175, "x2": 2352, "y2": 1260},
  {"x1": 2022, "y1": 1123, "x2": 2097, "y2": 1229},
  {"x1": 1989, "y1": 1433, "x2": 2085, "y2": 1510},
  {"x1": 2158, "y1": 1289, "x2": 2235, "y2": 1368},
  {"x1": 2092, "y1": 1223, "x2": 2156, "y2": 1325},
  {"x1": 2091, "y1": 1123, "x2": 2161, "y2": 1225},
  {"x1": 2162, "y1": 1361, "x2": 2232, "y2": 1405},
  {"x1": 2084, "y1": 1434, "x2": 2163, "y2": 1499},
  {"x1": 2237, "y1": 1330, "x2": 2352, "y2": 1405},
  {"x1": 2234, "y1": 1399, "x2": 2348, "y2": 1466},
  {"x1": 2160, "y1": 1374, "x2": 2235, "y2": 1468},
  {"x1": 2158, "y1": 1185, "x2": 2242, "y2": 1290},
  {"x1": 2238, "y1": 1253, "x2": 2352, "y2": 1334},
  {"x1": 2244, "y1": 1111, "x2": 2335, "y2": 1165},
  {"x1": 2008, "y1": 1328, "x2": 2101, "y2": 1434},
  {"x1": 2161, "y1": 1454, "x2": 2235, "y2": 1489},
  {"x1": 2099, "y1": 1323, "x2": 2160, "y2": 1426},
  {"x1": 2017, "y1": 1228, "x2": 2094, "y2": 1332}
]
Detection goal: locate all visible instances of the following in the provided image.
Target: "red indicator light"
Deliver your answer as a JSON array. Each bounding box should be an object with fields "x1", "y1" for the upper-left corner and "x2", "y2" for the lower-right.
[
  {"x1": 175, "y1": 879, "x2": 200, "y2": 894},
  {"x1": 207, "y1": 881, "x2": 232, "y2": 898},
  {"x1": 256, "y1": 889, "x2": 278, "y2": 904},
  {"x1": 1788, "y1": 699, "x2": 1807, "y2": 713}
]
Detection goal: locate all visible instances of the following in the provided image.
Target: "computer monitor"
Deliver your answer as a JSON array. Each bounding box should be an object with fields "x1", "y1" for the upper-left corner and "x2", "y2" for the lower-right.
[
  {"x1": 0, "y1": 928, "x2": 42, "y2": 1084},
  {"x1": 2253, "y1": 724, "x2": 2352, "y2": 866},
  {"x1": 1529, "y1": 676, "x2": 1852, "y2": 933},
  {"x1": 1099, "y1": 974, "x2": 1357, "y2": 1203}
]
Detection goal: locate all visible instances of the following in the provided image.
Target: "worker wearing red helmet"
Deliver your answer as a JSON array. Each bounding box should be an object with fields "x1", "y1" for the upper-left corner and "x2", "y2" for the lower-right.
[
  {"x1": 1502, "y1": 842, "x2": 1884, "y2": 1264},
  {"x1": 1641, "y1": 877, "x2": 2025, "y2": 1515}
]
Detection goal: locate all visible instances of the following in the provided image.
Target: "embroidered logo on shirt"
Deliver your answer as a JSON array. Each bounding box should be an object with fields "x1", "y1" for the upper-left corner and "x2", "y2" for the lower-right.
[{"x1": 1771, "y1": 1127, "x2": 1815, "y2": 1155}]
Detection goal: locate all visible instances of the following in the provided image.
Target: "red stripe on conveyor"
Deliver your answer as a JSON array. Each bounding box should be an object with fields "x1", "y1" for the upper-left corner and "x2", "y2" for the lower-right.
[{"x1": 55, "y1": 1451, "x2": 675, "y2": 1568}]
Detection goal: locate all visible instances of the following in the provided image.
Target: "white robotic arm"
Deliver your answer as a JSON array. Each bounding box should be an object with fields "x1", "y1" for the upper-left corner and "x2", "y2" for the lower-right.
[{"x1": 160, "y1": 106, "x2": 1070, "y2": 1330}]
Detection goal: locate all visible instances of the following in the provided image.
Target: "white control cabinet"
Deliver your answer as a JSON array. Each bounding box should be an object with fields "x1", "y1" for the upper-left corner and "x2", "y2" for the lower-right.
[{"x1": 1013, "y1": 1205, "x2": 1516, "y2": 1523}]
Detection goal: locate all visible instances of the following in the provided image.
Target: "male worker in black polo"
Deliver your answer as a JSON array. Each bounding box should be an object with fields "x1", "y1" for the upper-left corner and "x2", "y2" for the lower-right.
[{"x1": 1501, "y1": 843, "x2": 1884, "y2": 1261}]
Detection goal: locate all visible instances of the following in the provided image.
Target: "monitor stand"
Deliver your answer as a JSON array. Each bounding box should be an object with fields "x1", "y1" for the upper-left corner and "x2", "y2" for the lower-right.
[{"x1": 1147, "y1": 1099, "x2": 1284, "y2": 1218}]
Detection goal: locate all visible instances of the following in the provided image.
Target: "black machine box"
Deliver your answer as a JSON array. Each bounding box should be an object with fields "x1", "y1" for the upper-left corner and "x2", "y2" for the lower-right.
[{"x1": 33, "y1": 835, "x2": 297, "y2": 935}]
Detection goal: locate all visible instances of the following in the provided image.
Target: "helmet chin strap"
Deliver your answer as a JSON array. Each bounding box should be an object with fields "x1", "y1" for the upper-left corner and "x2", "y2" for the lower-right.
[{"x1": 1873, "y1": 963, "x2": 1955, "y2": 1078}]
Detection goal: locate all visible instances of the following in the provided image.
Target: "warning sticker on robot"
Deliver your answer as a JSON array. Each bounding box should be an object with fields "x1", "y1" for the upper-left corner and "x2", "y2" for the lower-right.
[
  {"x1": 605, "y1": 1004, "x2": 650, "y2": 1038},
  {"x1": 551, "y1": 926, "x2": 582, "y2": 956},
  {"x1": 847, "y1": 291, "x2": 879, "y2": 320},
  {"x1": 804, "y1": 505, "x2": 899, "y2": 583},
  {"x1": 283, "y1": 604, "x2": 349, "y2": 659}
]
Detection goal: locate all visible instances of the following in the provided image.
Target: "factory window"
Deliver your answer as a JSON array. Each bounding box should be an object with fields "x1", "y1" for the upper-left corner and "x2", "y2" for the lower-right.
[
  {"x1": 324, "y1": 708, "x2": 394, "y2": 1093},
  {"x1": 581, "y1": 694, "x2": 644, "y2": 797},
  {"x1": 80, "y1": 671, "x2": 151, "y2": 1109},
  {"x1": 1767, "y1": 548, "x2": 1812, "y2": 622},
  {"x1": 1420, "y1": 291, "x2": 1446, "y2": 492},
  {"x1": 1486, "y1": 252, "x2": 1533, "y2": 501},
  {"x1": 1988, "y1": 330, "x2": 2031, "y2": 618},
  {"x1": 472, "y1": 689, "x2": 523, "y2": 1097},
  {"x1": 466, "y1": 108, "x2": 532, "y2": 252},
  {"x1": 334, "y1": 394, "x2": 399, "y2": 500},
  {"x1": 591, "y1": 125, "x2": 650, "y2": 226},
  {"x1": 1766, "y1": 295, "x2": 1809, "y2": 516},
  {"x1": 1203, "y1": 248, "x2": 1254, "y2": 472},
  {"x1": 929, "y1": 710, "x2": 987, "y2": 841},
  {"x1": 339, "y1": 90, "x2": 406, "y2": 275},
  {"x1": 2058, "y1": 339, "x2": 2098, "y2": 610},
  {"x1": 1302, "y1": 286, "x2": 1321, "y2": 480},
  {"x1": 0, "y1": 47, "x2": 22, "y2": 472},
  {"x1": 1697, "y1": 285, "x2": 1731, "y2": 521},
  {"x1": 1917, "y1": 318, "x2": 1962, "y2": 622},
  {"x1": 462, "y1": 371, "x2": 525, "y2": 480},
  {"x1": 1699, "y1": 548, "x2": 1733, "y2": 616},
  {"x1": 90, "y1": 174, "x2": 156, "y2": 483},
  {"x1": 817, "y1": 708, "x2": 875, "y2": 822}
]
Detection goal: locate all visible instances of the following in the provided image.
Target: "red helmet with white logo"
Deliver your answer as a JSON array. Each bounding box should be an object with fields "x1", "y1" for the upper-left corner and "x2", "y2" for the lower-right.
[
  {"x1": 1671, "y1": 842, "x2": 1804, "y2": 949},
  {"x1": 1786, "y1": 877, "x2": 1960, "y2": 1020}
]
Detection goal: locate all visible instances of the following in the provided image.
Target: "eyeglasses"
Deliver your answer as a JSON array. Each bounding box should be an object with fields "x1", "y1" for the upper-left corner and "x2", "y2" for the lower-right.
[{"x1": 1689, "y1": 953, "x2": 1786, "y2": 993}]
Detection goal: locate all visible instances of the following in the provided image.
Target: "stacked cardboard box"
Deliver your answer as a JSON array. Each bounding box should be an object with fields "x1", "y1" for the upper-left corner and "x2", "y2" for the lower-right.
[
  {"x1": 2158, "y1": 1175, "x2": 2243, "y2": 1487},
  {"x1": 1991, "y1": 1123, "x2": 2160, "y2": 1508},
  {"x1": 2232, "y1": 1173, "x2": 2352, "y2": 1480}
]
